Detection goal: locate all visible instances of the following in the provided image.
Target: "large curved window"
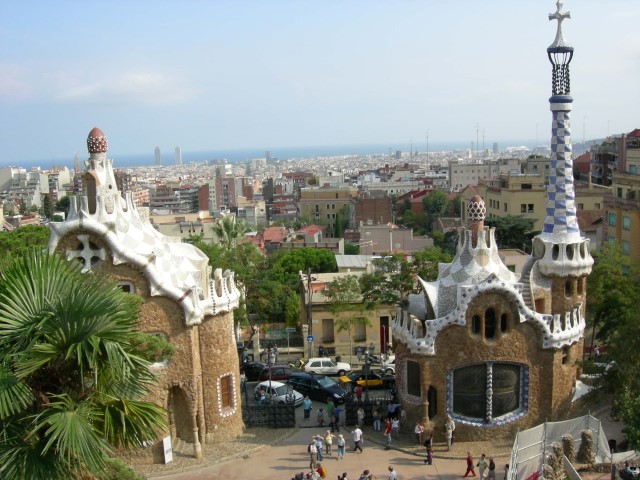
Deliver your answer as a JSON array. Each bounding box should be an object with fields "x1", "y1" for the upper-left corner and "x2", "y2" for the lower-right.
[{"x1": 448, "y1": 362, "x2": 528, "y2": 425}]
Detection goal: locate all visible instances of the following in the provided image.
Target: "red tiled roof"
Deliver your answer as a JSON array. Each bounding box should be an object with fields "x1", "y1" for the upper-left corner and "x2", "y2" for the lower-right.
[{"x1": 628, "y1": 128, "x2": 640, "y2": 138}]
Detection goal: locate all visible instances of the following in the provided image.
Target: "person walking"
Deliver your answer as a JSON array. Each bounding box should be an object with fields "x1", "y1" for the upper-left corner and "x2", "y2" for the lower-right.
[
  {"x1": 477, "y1": 453, "x2": 488, "y2": 479},
  {"x1": 358, "y1": 470, "x2": 372, "y2": 480},
  {"x1": 303, "y1": 395, "x2": 312, "y2": 421},
  {"x1": 391, "y1": 417, "x2": 400, "y2": 439},
  {"x1": 336, "y1": 434, "x2": 346, "y2": 460},
  {"x1": 372, "y1": 404, "x2": 382, "y2": 431},
  {"x1": 323, "y1": 430, "x2": 335, "y2": 456},
  {"x1": 308, "y1": 439, "x2": 318, "y2": 470},
  {"x1": 327, "y1": 398, "x2": 336, "y2": 432},
  {"x1": 464, "y1": 451, "x2": 477, "y2": 477},
  {"x1": 315, "y1": 462, "x2": 327, "y2": 479},
  {"x1": 387, "y1": 465, "x2": 398, "y2": 480},
  {"x1": 414, "y1": 420, "x2": 425, "y2": 446},
  {"x1": 314, "y1": 435, "x2": 324, "y2": 462},
  {"x1": 424, "y1": 432, "x2": 433, "y2": 465},
  {"x1": 487, "y1": 457, "x2": 496, "y2": 480},
  {"x1": 383, "y1": 418, "x2": 392, "y2": 449},
  {"x1": 351, "y1": 426, "x2": 364, "y2": 453},
  {"x1": 357, "y1": 406, "x2": 365, "y2": 427},
  {"x1": 337, "y1": 473, "x2": 348, "y2": 480},
  {"x1": 445, "y1": 415, "x2": 456, "y2": 451}
]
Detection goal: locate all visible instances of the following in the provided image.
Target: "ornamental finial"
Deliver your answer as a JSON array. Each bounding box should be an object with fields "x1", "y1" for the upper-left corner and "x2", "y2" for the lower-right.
[{"x1": 548, "y1": 0, "x2": 571, "y2": 50}]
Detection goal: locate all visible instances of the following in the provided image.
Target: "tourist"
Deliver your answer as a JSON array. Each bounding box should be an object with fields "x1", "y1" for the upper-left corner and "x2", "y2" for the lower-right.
[
  {"x1": 357, "y1": 406, "x2": 365, "y2": 427},
  {"x1": 303, "y1": 395, "x2": 312, "y2": 421},
  {"x1": 351, "y1": 426, "x2": 364, "y2": 453},
  {"x1": 337, "y1": 473, "x2": 348, "y2": 480},
  {"x1": 323, "y1": 430, "x2": 335, "y2": 456},
  {"x1": 336, "y1": 434, "x2": 346, "y2": 459},
  {"x1": 391, "y1": 416, "x2": 400, "y2": 438},
  {"x1": 308, "y1": 439, "x2": 318, "y2": 470},
  {"x1": 317, "y1": 407, "x2": 325, "y2": 426},
  {"x1": 414, "y1": 420, "x2": 425, "y2": 445},
  {"x1": 358, "y1": 470, "x2": 372, "y2": 480},
  {"x1": 355, "y1": 384, "x2": 363, "y2": 402},
  {"x1": 383, "y1": 418, "x2": 392, "y2": 449},
  {"x1": 477, "y1": 453, "x2": 488, "y2": 479},
  {"x1": 445, "y1": 415, "x2": 456, "y2": 451},
  {"x1": 464, "y1": 451, "x2": 477, "y2": 477},
  {"x1": 387, "y1": 465, "x2": 398, "y2": 480},
  {"x1": 327, "y1": 398, "x2": 336, "y2": 432},
  {"x1": 488, "y1": 457, "x2": 496, "y2": 480},
  {"x1": 387, "y1": 402, "x2": 400, "y2": 419},
  {"x1": 372, "y1": 404, "x2": 382, "y2": 431},
  {"x1": 333, "y1": 406, "x2": 342, "y2": 432},
  {"x1": 315, "y1": 462, "x2": 327, "y2": 479},
  {"x1": 504, "y1": 464, "x2": 510, "y2": 480},
  {"x1": 424, "y1": 432, "x2": 433, "y2": 465},
  {"x1": 314, "y1": 435, "x2": 324, "y2": 462}
]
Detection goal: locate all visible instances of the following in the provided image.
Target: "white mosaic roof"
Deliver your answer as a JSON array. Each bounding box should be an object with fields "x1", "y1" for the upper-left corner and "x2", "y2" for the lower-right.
[{"x1": 48, "y1": 148, "x2": 240, "y2": 326}]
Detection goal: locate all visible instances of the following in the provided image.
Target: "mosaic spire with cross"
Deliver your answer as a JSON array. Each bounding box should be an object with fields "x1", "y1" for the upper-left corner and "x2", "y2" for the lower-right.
[{"x1": 548, "y1": 0, "x2": 571, "y2": 50}]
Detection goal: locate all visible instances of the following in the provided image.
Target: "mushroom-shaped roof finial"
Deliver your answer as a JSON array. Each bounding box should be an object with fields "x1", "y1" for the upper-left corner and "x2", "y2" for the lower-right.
[
  {"x1": 468, "y1": 195, "x2": 486, "y2": 223},
  {"x1": 87, "y1": 127, "x2": 108, "y2": 154}
]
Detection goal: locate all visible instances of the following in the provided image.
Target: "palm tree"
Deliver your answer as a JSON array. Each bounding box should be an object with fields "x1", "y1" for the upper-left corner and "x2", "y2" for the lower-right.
[
  {"x1": 0, "y1": 251, "x2": 166, "y2": 480},
  {"x1": 212, "y1": 215, "x2": 249, "y2": 249}
]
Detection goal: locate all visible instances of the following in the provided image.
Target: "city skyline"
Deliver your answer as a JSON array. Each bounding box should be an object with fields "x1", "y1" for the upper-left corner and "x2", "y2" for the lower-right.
[{"x1": 1, "y1": 0, "x2": 639, "y2": 165}]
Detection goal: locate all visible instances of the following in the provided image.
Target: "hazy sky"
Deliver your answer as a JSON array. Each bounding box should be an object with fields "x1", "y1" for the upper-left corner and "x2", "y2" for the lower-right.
[{"x1": 1, "y1": 0, "x2": 639, "y2": 165}]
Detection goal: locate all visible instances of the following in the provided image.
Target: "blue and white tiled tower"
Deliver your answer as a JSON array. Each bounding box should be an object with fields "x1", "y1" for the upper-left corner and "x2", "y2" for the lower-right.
[{"x1": 532, "y1": 0, "x2": 593, "y2": 313}]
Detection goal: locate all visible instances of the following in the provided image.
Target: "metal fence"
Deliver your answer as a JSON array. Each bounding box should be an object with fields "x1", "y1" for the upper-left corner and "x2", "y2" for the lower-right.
[{"x1": 241, "y1": 403, "x2": 296, "y2": 428}]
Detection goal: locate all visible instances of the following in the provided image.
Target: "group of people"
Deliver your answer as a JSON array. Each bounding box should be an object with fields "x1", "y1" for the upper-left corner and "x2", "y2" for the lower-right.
[
  {"x1": 303, "y1": 396, "x2": 343, "y2": 433},
  {"x1": 463, "y1": 452, "x2": 498, "y2": 480},
  {"x1": 292, "y1": 466, "x2": 398, "y2": 480}
]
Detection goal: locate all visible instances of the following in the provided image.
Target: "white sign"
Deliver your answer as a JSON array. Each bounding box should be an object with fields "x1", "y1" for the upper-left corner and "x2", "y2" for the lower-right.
[{"x1": 163, "y1": 435, "x2": 173, "y2": 464}]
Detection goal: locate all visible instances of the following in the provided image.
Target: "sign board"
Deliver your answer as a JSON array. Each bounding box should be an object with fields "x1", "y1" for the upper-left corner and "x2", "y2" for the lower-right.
[
  {"x1": 306, "y1": 335, "x2": 314, "y2": 343},
  {"x1": 162, "y1": 435, "x2": 173, "y2": 464},
  {"x1": 285, "y1": 327, "x2": 297, "y2": 333}
]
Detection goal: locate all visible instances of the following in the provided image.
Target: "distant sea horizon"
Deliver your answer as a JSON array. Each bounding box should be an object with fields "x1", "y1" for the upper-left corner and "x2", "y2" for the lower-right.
[{"x1": 14, "y1": 139, "x2": 544, "y2": 170}]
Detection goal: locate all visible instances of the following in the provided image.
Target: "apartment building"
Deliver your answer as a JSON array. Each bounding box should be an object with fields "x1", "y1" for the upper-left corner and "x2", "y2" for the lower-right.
[{"x1": 298, "y1": 186, "x2": 358, "y2": 233}]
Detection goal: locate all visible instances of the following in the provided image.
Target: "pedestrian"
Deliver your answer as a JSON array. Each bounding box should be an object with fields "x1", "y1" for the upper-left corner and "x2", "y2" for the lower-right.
[
  {"x1": 333, "y1": 406, "x2": 342, "y2": 432},
  {"x1": 424, "y1": 432, "x2": 433, "y2": 465},
  {"x1": 308, "y1": 439, "x2": 318, "y2": 470},
  {"x1": 464, "y1": 451, "x2": 477, "y2": 477},
  {"x1": 351, "y1": 426, "x2": 364, "y2": 453},
  {"x1": 314, "y1": 435, "x2": 324, "y2": 462},
  {"x1": 504, "y1": 464, "x2": 510, "y2": 480},
  {"x1": 387, "y1": 402, "x2": 400, "y2": 419},
  {"x1": 357, "y1": 406, "x2": 365, "y2": 427},
  {"x1": 477, "y1": 453, "x2": 488, "y2": 479},
  {"x1": 323, "y1": 430, "x2": 335, "y2": 456},
  {"x1": 355, "y1": 385, "x2": 363, "y2": 402},
  {"x1": 337, "y1": 473, "x2": 348, "y2": 480},
  {"x1": 415, "y1": 420, "x2": 425, "y2": 445},
  {"x1": 336, "y1": 433, "x2": 346, "y2": 459},
  {"x1": 358, "y1": 470, "x2": 372, "y2": 480},
  {"x1": 391, "y1": 417, "x2": 400, "y2": 438},
  {"x1": 372, "y1": 404, "x2": 382, "y2": 431},
  {"x1": 315, "y1": 462, "x2": 327, "y2": 479},
  {"x1": 327, "y1": 398, "x2": 336, "y2": 431},
  {"x1": 383, "y1": 418, "x2": 392, "y2": 449},
  {"x1": 317, "y1": 407, "x2": 325, "y2": 426},
  {"x1": 256, "y1": 387, "x2": 266, "y2": 405},
  {"x1": 445, "y1": 415, "x2": 456, "y2": 451},
  {"x1": 388, "y1": 465, "x2": 398, "y2": 480},
  {"x1": 487, "y1": 457, "x2": 496, "y2": 480},
  {"x1": 303, "y1": 395, "x2": 312, "y2": 421}
]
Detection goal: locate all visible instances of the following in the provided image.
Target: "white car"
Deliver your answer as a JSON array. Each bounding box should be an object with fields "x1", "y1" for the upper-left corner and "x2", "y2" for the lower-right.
[
  {"x1": 380, "y1": 355, "x2": 396, "y2": 375},
  {"x1": 254, "y1": 381, "x2": 303, "y2": 406},
  {"x1": 303, "y1": 357, "x2": 351, "y2": 376}
]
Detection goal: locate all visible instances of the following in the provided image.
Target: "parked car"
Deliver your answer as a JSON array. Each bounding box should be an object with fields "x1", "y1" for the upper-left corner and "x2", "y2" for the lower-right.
[
  {"x1": 258, "y1": 364, "x2": 293, "y2": 382},
  {"x1": 254, "y1": 381, "x2": 303, "y2": 406},
  {"x1": 380, "y1": 355, "x2": 396, "y2": 375},
  {"x1": 303, "y1": 357, "x2": 351, "y2": 376},
  {"x1": 287, "y1": 372, "x2": 350, "y2": 404},
  {"x1": 241, "y1": 361, "x2": 267, "y2": 381},
  {"x1": 344, "y1": 371, "x2": 395, "y2": 390}
]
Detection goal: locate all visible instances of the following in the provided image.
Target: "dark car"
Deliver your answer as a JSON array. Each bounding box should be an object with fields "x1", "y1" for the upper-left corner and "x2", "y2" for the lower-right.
[
  {"x1": 241, "y1": 361, "x2": 267, "y2": 381},
  {"x1": 258, "y1": 364, "x2": 293, "y2": 382},
  {"x1": 287, "y1": 372, "x2": 350, "y2": 404}
]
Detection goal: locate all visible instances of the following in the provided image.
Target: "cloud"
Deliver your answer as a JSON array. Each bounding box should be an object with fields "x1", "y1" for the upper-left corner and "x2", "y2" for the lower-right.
[{"x1": 54, "y1": 72, "x2": 202, "y2": 106}]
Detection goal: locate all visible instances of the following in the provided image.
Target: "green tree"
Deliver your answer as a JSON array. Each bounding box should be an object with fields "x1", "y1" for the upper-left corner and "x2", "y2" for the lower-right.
[
  {"x1": 54, "y1": 196, "x2": 71, "y2": 216},
  {"x1": 18, "y1": 202, "x2": 27, "y2": 215},
  {"x1": 212, "y1": 215, "x2": 249, "y2": 248},
  {"x1": 322, "y1": 275, "x2": 371, "y2": 365},
  {"x1": 0, "y1": 225, "x2": 50, "y2": 272},
  {"x1": 0, "y1": 252, "x2": 166, "y2": 480},
  {"x1": 42, "y1": 194, "x2": 54, "y2": 220},
  {"x1": 484, "y1": 215, "x2": 537, "y2": 250},
  {"x1": 284, "y1": 291, "x2": 301, "y2": 328},
  {"x1": 422, "y1": 190, "x2": 450, "y2": 233},
  {"x1": 412, "y1": 246, "x2": 453, "y2": 282},
  {"x1": 267, "y1": 248, "x2": 337, "y2": 290},
  {"x1": 344, "y1": 243, "x2": 360, "y2": 255}
]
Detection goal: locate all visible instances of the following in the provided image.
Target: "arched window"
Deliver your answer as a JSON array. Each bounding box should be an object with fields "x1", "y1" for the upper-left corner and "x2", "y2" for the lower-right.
[
  {"x1": 428, "y1": 386, "x2": 437, "y2": 419},
  {"x1": 407, "y1": 361, "x2": 421, "y2": 397},
  {"x1": 471, "y1": 315, "x2": 481, "y2": 335},
  {"x1": 449, "y1": 362, "x2": 528, "y2": 425},
  {"x1": 485, "y1": 308, "x2": 496, "y2": 339},
  {"x1": 500, "y1": 313, "x2": 508, "y2": 332},
  {"x1": 117, "y1": 281, "x2": 135, "y2": 294},
  {"x1": 565, "y1": 280, "x2": 571, "y2": 296}
]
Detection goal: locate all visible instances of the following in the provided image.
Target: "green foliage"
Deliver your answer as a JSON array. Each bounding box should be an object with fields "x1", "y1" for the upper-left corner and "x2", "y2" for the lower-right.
[
  {"x1": 267, "y1": 248, "x2": 337, "y2": 289},
  {"x1": 129, "y1": 331, "x2": 175, "y2": 363},
  {"x1": 412, "y1": 246, "x2": 453, "y2": 281},
  {"x1": 284, "y1": 292, "x2": 301, "y2": 327},
  {"x1": 42, "y1": 194, "x2": 54, "y2": 220},
  {"x1": 0, "y1": 251, "x2": 166, "y2": 480},
  {"x1": 54, "y1": 196, "x2": 71, "y2": 215},
  {"x1": 52, "y1": 214, "x2": 64, "y2": 222},
  {"x1": 484, "y1": 215, "x2": 537, "y2": 250},
  {"x1": 422, "y1": 190, "x2": 450, "y2": 233},
  {"x1": 95, "y1": 457, "x2": 144, "y2": 480},
  {"x1": 344, "y1": 243, "x2": 360, "y2": 255},
  {"x1": 212, "y1": 215, "x2": 249, "y2": 248},
  {"x1": 0, "y1": 226, "x2": 50, "y2": 272}
]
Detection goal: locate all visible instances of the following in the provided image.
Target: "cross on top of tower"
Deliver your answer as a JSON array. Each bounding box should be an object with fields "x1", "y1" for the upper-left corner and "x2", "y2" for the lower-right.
[{"x1": 548, "y1": 0, "x2": 571, "y2": 50}]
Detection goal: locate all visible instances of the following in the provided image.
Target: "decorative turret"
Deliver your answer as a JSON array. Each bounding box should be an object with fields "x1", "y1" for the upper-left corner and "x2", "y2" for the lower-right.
[{"x1": 532, "y1": 1, "x2": 592, "y2": 311}]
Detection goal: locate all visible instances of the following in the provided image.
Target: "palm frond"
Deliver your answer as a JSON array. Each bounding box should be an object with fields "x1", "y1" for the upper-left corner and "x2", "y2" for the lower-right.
[{"x1": 0, "y1": 364, "x2": 33, "y2": 419}]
